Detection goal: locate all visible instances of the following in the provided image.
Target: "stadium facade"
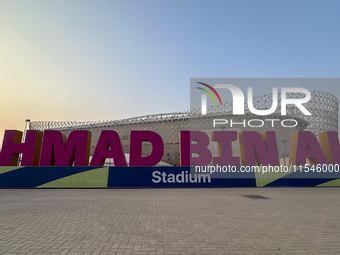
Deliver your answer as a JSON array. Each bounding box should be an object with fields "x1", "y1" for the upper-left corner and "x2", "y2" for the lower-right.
[{"x1": 30, "y1": 91, "x2": 338, "y2": 166}]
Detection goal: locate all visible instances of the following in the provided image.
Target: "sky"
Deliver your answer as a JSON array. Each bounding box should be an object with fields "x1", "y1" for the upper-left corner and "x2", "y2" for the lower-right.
[{"x1": 1, "y1": 0, "x2": 340, "y2": 140}]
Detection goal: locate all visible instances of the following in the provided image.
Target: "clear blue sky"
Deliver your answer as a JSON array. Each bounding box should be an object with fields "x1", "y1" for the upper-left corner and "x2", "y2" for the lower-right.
[{"x1": 1, "y1": 0, "x2": 340, "y2": 137}]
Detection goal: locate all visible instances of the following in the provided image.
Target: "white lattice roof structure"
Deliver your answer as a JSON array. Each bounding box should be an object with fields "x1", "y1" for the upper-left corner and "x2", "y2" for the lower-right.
[{"x1": 30, "y1": 91, "x2": 338, "y2": 166}]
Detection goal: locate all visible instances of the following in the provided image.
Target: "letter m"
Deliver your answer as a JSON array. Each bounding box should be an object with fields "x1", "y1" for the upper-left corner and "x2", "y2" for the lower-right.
[{"x1": 39, "y1": 130, "x2": 91, "y2": 166}]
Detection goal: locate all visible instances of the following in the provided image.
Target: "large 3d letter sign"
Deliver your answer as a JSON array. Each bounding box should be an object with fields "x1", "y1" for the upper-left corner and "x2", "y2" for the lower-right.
[
  {"x1": 0, "y1": 129, "x2": 340, "y2": 167},
  {"x1": 0, "y1": 129, "x2": 165, "y2": 167}
]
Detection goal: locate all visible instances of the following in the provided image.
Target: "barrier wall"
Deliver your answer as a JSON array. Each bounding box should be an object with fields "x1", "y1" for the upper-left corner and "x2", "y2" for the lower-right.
[{"x1": 0, "y1": 166, "x2": 340, "y2": 188}]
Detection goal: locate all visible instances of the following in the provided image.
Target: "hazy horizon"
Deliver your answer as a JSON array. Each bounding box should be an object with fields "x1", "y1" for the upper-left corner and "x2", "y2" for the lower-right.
[{"x1": 1, "y1": 0, "x2": 340, "y2": 141}]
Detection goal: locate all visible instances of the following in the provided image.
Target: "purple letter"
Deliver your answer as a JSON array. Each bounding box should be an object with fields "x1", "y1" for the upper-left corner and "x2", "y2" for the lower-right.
[
  {"x1": 320, "y1": 131, "x2": 340, "y2": 164},
  {"x1": 289, "y1": 131, "x2": 328, "y2": 166},
  {"x1": 0, "y1": 130, "x2": 43, "y2": 166},
  {"x1": 179, "y1": 131, "x2": 212, "y2": 166},
  {"x1": 129, "y1": 131, "x2": 164, "y2": 166},
  {"x1": 90, "y1": 130, "x2": 127, "y2": 166},
  {"x1": 39, "y1": 130, "x2": 91, "y2": 166},
  {"x1": 211, "y1": 131, "x2": 240, "y2": 166},
  {"x1": 239, "y1": 131, "x2": 279, "y2": 166}
]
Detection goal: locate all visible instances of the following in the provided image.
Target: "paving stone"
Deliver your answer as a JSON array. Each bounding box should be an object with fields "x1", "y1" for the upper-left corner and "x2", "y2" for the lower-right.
[{"x1": 0, "y1": 188, "x2": 340, "y2": 254}]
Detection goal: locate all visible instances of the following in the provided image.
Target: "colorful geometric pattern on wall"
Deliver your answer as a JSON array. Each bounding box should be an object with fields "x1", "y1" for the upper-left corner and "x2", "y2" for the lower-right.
[{"x1": 0, "y1": 167, "x2": 339, "y2": 188}]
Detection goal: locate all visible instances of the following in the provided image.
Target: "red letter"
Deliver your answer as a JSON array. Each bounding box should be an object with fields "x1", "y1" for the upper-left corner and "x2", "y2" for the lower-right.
[
  {"x1": 90, "y1": 130, "x2": 127, "y2": 166},
  {"x1": 39, "y1": 130, "x2": 91, "y2": 166},
  {"x1": 129, "y1": 131, "x2": 164, "y2": 166},
  {"x1": 0, "y1": 130, "x2": 43, "y2": 166}
]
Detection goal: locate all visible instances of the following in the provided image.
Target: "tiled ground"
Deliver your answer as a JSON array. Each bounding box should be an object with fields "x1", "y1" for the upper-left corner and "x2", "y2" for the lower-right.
[{"x1": 0, "y1": 188, "x2": 340, "y2": 255}]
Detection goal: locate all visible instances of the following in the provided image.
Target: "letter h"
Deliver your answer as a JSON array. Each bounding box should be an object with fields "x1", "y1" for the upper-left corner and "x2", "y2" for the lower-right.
[{"x1": 0, "y1": 130, "x2": 43, "y2": 166}]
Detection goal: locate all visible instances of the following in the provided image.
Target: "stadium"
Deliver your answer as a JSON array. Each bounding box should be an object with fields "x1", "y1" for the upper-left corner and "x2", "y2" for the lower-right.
[{"x1": 29, "y1": 91, "x2": 338, "y2": 166}]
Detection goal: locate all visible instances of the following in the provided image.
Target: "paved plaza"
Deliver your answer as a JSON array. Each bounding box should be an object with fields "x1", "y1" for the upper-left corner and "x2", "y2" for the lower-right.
[{"x1": 0, "y1": 188, "x2": 340, "y2": 255}]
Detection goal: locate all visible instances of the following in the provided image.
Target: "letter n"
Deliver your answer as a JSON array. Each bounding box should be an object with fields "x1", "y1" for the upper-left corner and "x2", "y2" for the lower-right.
[
  {"x1": 239, "y1": 131, "x2": 279, "y2": 166},
  {"x1": 39, "y1": 130, "x2": 91, "y2": 166}
]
